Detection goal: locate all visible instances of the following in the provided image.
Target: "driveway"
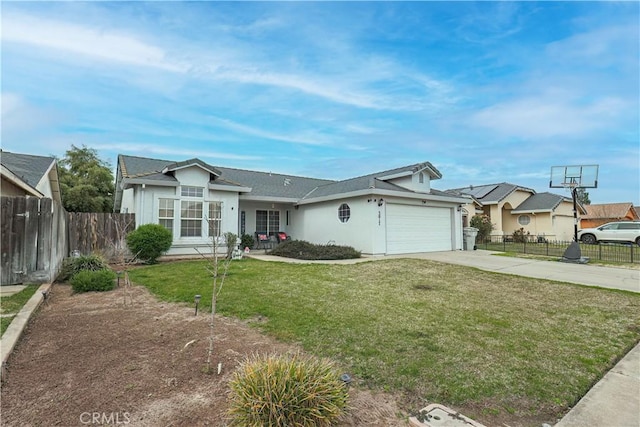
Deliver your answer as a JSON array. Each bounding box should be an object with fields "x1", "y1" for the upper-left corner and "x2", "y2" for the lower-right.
[{"x1": 399, "y1": 250, "x2": 640, "y2": 293}]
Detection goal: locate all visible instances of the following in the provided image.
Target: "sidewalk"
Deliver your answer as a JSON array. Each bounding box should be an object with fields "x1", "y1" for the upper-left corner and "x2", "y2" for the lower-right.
[{"x1": 249, "y1": 250, "x2": 640, "y2": 426}]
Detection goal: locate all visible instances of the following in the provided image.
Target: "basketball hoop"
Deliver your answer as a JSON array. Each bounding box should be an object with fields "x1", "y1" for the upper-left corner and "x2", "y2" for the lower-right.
[{"x1": 549, "y1": 165, "x2": 599, "y2": 255}]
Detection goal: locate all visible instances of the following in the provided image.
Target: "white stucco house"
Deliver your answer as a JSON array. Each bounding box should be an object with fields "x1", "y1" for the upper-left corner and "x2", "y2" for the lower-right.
[{"x1": 114, "y1": 155, "x2": 470, "y2": 256}]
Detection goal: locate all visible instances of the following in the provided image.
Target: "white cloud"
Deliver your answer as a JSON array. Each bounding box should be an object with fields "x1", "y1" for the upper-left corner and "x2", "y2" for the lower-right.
[
  {"x1": 207, "y1": 116, "x2": 333, "y2": 146},
  {"x1": 92, "y1": 143, "x2": 262, "y2": 161},
  {"x1": 469, "y1": 94, "x2": 628, "y2": 139},
  {"x1": 2, "y1": 13, "x2": 187, "y2": 72}
]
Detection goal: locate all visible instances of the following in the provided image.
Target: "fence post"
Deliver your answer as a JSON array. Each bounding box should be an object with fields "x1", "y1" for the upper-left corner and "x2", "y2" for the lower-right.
[
  {"x1": 546, "y1": 239, "x2": 549, "y2": 256},
  {"x1": 598, "y1": 244, "x2": 602, "y2": 261},
  {"x1": 631, "y1": 244, "x2": 634, "y2": 263}
]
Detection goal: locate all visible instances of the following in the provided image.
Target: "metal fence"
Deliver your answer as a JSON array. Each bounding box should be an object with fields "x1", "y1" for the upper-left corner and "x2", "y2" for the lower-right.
[{"x1": 477, "y1": 235, "x2": 639, "y2": 264}]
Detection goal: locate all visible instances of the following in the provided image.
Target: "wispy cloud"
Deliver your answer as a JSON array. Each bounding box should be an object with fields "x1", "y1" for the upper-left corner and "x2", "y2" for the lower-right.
[
  {"x1": 2, "y1": 13, "x2": 187, "y2": 72},
  {"x1": 92, "y1": 143, "x2": 262, "y2": 162}
]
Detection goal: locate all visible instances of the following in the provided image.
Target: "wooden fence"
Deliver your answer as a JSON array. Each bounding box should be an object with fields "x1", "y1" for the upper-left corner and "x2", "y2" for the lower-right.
[
  {"x1": 1, "y1": 196, "x2": 135, "y2": 286},
  {"x1": 67, "y1": 212, "x2": 135, "y2": 258},
  {"x1": 1, "y1": 197, "x2": 67, "y2": 285}
]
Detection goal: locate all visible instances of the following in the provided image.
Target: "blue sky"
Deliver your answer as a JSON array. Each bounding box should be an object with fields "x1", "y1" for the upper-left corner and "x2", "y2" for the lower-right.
[{"x1": 2, "y1": 1, "x2": 638, "y2": 204}]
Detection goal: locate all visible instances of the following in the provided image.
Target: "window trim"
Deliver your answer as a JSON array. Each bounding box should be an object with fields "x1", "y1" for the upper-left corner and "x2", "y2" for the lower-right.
[
  {"x1": 158, "y1": 198, "x2": 175, "y2": 234},
  {"x1": 338, "y1": 203, "x2": 351, "y2": 223},
  {"x1": 180, "y1": 200, "x2": 203, "y2": 237},
  {"x1": 518, "y1": 214, "x2": 530, "y2": 226}
]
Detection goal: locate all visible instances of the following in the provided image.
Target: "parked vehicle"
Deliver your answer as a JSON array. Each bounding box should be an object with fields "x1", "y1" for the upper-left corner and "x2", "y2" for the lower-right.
[{"x1": 578, "y1": 221, "x2": 640, "y2": 245}]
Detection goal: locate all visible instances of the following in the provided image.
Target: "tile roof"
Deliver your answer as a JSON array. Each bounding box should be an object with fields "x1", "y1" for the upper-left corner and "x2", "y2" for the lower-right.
[
  {"x1": 583, "y1": 203, "x2": 639, "y2": 219},
  {"x1": 1, "y1": 151, "x2": 55, "y2": 188}
]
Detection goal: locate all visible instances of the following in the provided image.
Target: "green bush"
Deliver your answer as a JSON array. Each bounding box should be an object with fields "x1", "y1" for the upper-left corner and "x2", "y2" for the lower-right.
[
  {"x1": 57, "y1": 254, "x2": 110, "y2": 282},
  {"x1": 240, "y1": 233, "x2": 255, "y2": 250},
  {"x1": 70, "y1": 269, "x2": 117, "y2": 293},
  {"x1": 126, "y1": 224, "x2": 173, "y2": 264},
  {"x1": 228, "y1": 353, "x2": 349, "y2": 427},
  {"x1": 470, "y1": 214, "x2": 494, "y2": 242},
  {"x1": 269, "y1": 240, "x2": 361, "y2": 260}
]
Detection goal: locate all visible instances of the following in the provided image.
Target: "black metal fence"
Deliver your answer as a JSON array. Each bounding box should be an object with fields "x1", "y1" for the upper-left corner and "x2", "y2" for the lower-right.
[{"x1": 477, "y1": 235, "x2": 639, "y2": 264}]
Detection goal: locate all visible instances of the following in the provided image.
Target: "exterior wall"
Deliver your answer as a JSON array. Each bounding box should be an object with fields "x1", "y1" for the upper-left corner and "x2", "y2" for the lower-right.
[
  {"x1": 1, "y1": 178, "x2": 27, "y2": 197},
  {"x1": 293, "y1": 196, "x2": 379, "y2": 254},
  {"x1": 120, "y1": 188, "x2": 135, "y2": 213},
  {"x1": 35, "y1": 173, "x2": 54, "y2": 199},
  {"x1": 489, "y1": 190, "x2": 534, "y2": 236},
  {"x1": 388, "y1": 173, "x2": 431, "y2": 193},
  {"x1": 553, "y1": 201, "x2": 579, "y2": 241},
  {"x1": 126, "y1": 166, "x2": 242, "y2": 256}
]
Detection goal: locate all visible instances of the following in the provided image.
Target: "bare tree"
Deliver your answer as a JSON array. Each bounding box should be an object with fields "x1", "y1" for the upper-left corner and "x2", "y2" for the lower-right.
[{"x1": 198, "y1": 230, "x2": 237, "y2": 374}]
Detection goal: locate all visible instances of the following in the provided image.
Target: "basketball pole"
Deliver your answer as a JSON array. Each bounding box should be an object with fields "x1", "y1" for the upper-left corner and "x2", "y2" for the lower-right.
[{"x1": 572, "y1": 186, "x2": 578, "y2": 242}]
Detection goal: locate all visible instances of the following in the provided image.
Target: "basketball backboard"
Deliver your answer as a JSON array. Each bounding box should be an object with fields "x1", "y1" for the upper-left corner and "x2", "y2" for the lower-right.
[{"x1": 549, "y1": 165, "x2": 598, "y2": 189}]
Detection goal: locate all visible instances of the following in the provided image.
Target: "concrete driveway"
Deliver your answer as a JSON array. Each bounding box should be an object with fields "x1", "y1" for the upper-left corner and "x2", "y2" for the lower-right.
[{"x1": 400, "y1": 250, "x2": 640, "y2": 293}]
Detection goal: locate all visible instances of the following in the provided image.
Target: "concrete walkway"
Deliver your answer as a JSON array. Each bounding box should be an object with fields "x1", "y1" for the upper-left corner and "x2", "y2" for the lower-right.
[{"x1": 248, "y1": 250, "x2": 640, "y2": 426}]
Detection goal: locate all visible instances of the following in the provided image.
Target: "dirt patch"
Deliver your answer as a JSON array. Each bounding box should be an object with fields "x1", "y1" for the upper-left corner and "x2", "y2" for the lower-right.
[{"x1": 0, "y1": 284, "x2": 405, "y2": 426}]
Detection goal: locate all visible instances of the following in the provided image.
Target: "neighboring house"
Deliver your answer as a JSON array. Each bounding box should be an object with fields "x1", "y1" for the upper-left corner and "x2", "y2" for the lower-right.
[
  {"x1": 580, "y1": 203, "x2": 639, "y2": 228},
  {"x1": 448, "y1": 183, "x2": 583, "y2": 241},
  {"x1": 114, "y1": 155, "x2": 470, "y2": 256},
  {"x1": 0, "y1": 150, "x2": 61, "y2": 203}
]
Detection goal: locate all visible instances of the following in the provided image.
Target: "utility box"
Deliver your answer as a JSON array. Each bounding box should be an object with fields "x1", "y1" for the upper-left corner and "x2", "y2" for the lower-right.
[{"x1": 463, "y1": 227, "x2": 479, "y2": 251}]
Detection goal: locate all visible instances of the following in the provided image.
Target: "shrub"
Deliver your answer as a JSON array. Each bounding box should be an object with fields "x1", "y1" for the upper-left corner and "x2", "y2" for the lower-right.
[
  {"x1": 228, "y1": 353, "x2": 349, "y2": 427},
  {"x1": 126, "y1": 224, "x2": 173, "y2": 264},
  {"x1": 269, "y1": 240, "x2": 361, "y2": 260},
  {"x1": 240, "y1": 233, "x2": 255, "y2": 250},
  {"x1": 512, "y1": 227, "x2": 530, "y2": 243},
  {"x1": 57, "y1": 254, "x2": 110, "y2": 282},
  {"x1": 70, "y1": 269, "x2": 117, "y2": 293},
  {"x1": 470, "y1": 214, "x2": 494, "y2": 242}
]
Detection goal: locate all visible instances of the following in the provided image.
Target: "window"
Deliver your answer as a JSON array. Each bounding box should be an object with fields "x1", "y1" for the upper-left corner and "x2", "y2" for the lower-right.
[
  {"x1": 419, "y1": 173, "x2": 424, "y2": 184},
  {"x1": 338, "y1": 203, "x2": 350, "y2": 223},
  {"x1": 208, "y1": 202, "x2": 222, "y2": 237},
  {"x1": 181, "y1": 200, "x2": 202, "y2": 237},
  {"x1": 158, "y1": 199, "x2": 174, "y2": 233},
  {"x1": 618, "y1": 223, "x2": 640, "y2": 230},
  {"x1": 181, "y1": 186, "x2": 203, "y2": 198},
  {"x1": 256, "y1": 210, "x2": 280, "y2": 235},
  {"x1": 518, "y1": 215, "x2": 530, "y2": 226}
]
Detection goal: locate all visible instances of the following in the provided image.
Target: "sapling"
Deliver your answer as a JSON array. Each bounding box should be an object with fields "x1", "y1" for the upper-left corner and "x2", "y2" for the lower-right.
[{"x1": 197, "y1": 228, "x2": 237, "y2": 374}]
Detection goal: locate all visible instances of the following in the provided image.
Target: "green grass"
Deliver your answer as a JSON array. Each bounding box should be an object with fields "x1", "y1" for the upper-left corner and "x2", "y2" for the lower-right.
[
  {"x1": 128, "y1": 259, "x2": 640, "y2": 418},
  {"x1": 481, "y1": 240, "x2": 640, "y2": 264},
  {"x1": 0, "y1": 284, "x2": 39, "y2": 336}
]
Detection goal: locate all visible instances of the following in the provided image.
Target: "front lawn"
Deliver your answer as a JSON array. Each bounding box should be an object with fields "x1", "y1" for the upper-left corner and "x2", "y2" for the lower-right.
[
  {"x1": 1, "y1": 285, "x2": 39, "y2": 336},
  {"x1": 128, "y1": 258, "x2": 640, "y2": 423}
]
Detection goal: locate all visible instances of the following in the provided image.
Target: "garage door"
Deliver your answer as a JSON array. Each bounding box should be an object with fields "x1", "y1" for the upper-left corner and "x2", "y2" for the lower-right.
[{"x1": 386, "y1": 204, "x2": 452, "y2": 254}]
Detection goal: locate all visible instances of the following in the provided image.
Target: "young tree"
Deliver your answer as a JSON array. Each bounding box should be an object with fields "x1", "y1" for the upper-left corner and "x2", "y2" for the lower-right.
[{"x1": 59, "y1": 145, "x2": 115, "y2": 212}]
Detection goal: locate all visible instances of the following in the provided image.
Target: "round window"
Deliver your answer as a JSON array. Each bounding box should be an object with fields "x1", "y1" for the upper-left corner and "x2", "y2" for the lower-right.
[
  {"x1": 518, "y1": 215, "x2": 531, "y2": 226},
  {"x1": 338, "y1": 203, "x2": 350, "y2": 223}
]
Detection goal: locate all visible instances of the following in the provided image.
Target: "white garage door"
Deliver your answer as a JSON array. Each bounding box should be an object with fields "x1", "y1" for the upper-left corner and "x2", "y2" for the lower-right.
[{"x1": 386, "y1": 204, "x2": 452, "y2": 254}]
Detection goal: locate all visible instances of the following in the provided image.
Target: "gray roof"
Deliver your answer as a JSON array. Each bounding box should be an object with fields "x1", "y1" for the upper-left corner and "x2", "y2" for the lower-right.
[
  {"x1": 117, "y1": 155, "x2": 333, "y2": 198},
  {"x1": 303, "y1": 162, "x2": 444, "y2": 200},
  {"x1": 512, "y1": 192, "x2": 569, "y2": 212},
  {"x1": 447, "y1": 182, "x2": 535, "y2": 204},
  {"x1": 1, "y1": 151, "x2": 55, "y2": 188},
  {"x1": 116, "y1": 155, "x2": 461, "y2": 205},
  {"x1": 216, "y1": 167, "x2": 334, "y2": 199}
]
